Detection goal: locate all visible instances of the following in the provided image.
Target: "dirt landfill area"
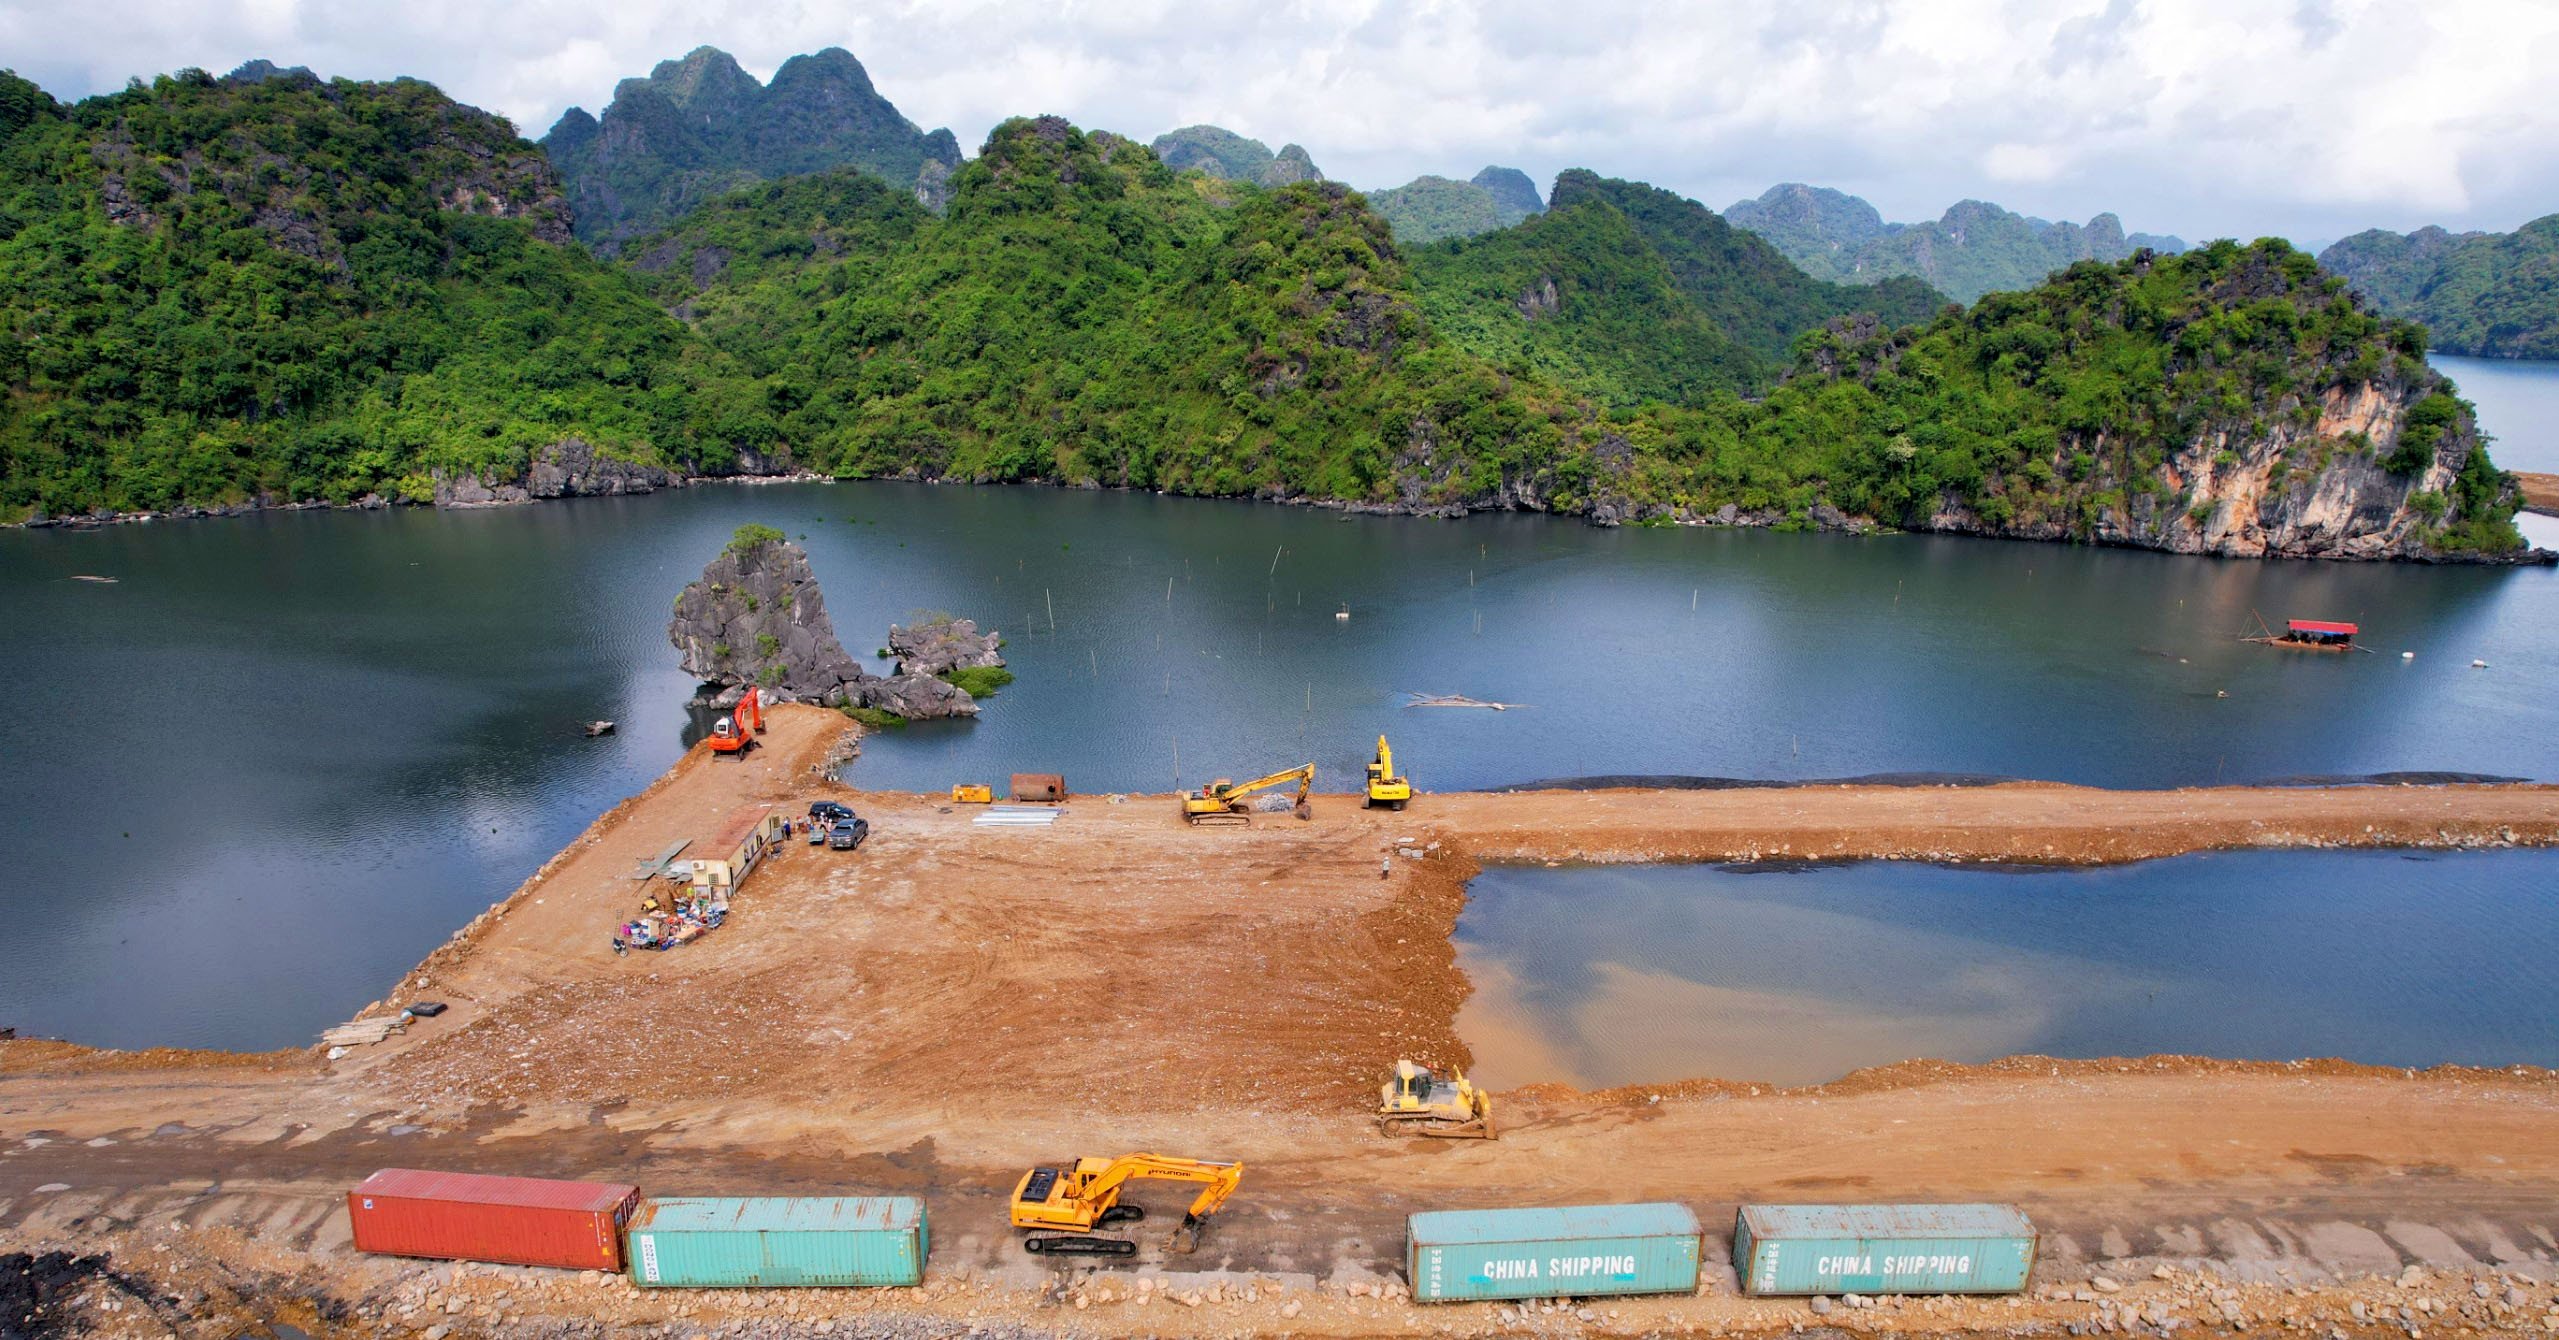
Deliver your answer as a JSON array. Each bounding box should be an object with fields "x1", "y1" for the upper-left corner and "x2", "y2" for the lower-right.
[{"x1": 7, "y1": 704, "x2": 2559, "y2": 1339}]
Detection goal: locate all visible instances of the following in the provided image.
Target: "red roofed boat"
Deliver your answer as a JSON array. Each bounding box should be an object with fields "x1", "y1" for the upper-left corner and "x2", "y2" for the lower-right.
[{"x1": 2245, "y1": 617, "x2": 2367, "y2": 652}]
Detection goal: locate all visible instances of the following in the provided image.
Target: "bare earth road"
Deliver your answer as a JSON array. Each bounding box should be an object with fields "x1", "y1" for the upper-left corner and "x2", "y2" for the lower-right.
[{"x1": 5, "y1": 704, "x2": 2557, "y2": 1338}]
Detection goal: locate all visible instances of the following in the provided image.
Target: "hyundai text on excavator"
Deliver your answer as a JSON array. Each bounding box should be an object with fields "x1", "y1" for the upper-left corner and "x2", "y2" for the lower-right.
[
  {"x1": 1365, "y1": 735, "x2": 1412, "y2": 810},
  {"x1": 1180, "y1": 763, "x2": 1314, "y2": 825},
  {"x1": 1009, "y1": 1154, "x2": 1244, "y2": 1256},
  {"x1": 707, "y1": 686, "x2": 764, "y2": 757},
  {"x1": 1378, "y1": 1058, "x2": 1494, "y2": 1139}
]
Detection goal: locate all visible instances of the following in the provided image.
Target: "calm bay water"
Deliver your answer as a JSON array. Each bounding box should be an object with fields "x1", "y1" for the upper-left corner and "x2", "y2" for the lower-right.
[
  {"x1": 1455, "y1": 851, "x2": 2559, "y2": 1089},
  {"x1": 2436, "y1": 353, "x2": 2559, "y2": 474},
  {"x1": 2, "y1": 370, "x2": 2556, "y2": 1049}
]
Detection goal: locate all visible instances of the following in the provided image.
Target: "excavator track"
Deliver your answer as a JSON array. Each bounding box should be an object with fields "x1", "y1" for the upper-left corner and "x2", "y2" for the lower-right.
[{"x1": 1023, "y1": 1235, "x2": 1138, "y2": 1257}]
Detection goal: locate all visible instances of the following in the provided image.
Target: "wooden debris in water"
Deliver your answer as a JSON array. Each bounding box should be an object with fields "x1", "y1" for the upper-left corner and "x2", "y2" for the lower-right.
[{"x1": 1406, "y1": 692, "x2": 1517, "y2": 711}]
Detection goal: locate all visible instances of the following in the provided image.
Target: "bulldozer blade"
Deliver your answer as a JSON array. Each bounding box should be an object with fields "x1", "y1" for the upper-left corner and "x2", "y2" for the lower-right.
[{"x1": 1379, "y1": 1114, "x2": 1496, "y2": 1140}]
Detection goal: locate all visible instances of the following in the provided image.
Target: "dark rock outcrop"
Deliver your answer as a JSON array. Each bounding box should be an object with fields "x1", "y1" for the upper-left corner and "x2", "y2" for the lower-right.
[
  {"x1": 667, "y1": 533, "x2": 981, "y2": 717},
  {"x1": 432, "y1": 439, "x2": 674, "y2": 507},
  {"x1": 887, "y1": 617, "x2": 1005, "y2": 677}
]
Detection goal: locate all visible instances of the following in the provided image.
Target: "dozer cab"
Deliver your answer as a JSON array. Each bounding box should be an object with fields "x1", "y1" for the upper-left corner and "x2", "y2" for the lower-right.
[
  {"x1": 1378, "y1": 1059, "x2": 1494, "y2": 1139},
  {"x1": 1180, "y1": 763, "x2": 1313, "y2": 825},
  {"x1": 1009, "y1": 1153, "x2": 1244, "y2": 1256},
  {"x1": 1365, "y1": 735, "x2": 1412, "y2": 810}
]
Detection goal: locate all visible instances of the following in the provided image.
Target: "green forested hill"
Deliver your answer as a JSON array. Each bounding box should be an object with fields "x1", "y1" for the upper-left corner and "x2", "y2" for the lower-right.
[
  {"x1": 2318, "y1": 218, "x2": 2559, "y2": 359},
  {"x1": 0, "y1": 66, "x2": 760, "y2": 515},
  {"x1": 0, "y1": 72, "x2": 2522, "y2": 558},
  {"x1": 628, "y1": 116, "x2": 1588, "y2": 503},
  {"x1": 636, "y1": 135, "x2": 2517, "y2": 555},
  {"x1": 1368, "y1": 167, "x2": 1543, "y2": 244},
  {"x1": 1407, "y1": 171, "x2": 1947, "y2": 403}
]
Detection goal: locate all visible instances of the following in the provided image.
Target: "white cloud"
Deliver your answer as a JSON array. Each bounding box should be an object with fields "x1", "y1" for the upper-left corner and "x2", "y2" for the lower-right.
[{"x1": 3, "y1": 0, "x2": 2556, "y2": 242}]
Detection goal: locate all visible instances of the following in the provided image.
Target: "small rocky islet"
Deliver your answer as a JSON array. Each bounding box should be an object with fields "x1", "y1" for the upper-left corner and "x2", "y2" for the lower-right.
[{"x1": 667, "y1": 526, "x2": 1003, "y2": 721}]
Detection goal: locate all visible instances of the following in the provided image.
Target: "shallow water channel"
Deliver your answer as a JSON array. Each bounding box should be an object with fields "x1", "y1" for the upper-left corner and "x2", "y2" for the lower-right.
[{"x1": 1453, "y1": 849, "x2": 2559, "y2": 1089}]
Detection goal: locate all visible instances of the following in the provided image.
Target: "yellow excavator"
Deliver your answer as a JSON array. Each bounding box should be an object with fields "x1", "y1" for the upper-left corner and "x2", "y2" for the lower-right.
[
  {"x1": 1180, "y1": 763, "x2": 1314, "y2": 825},
  {"x1": 1010, "y1": 1153, "x2": 1245, "y2": 1256},
  {"x1": 1378, "y1": 1059, "x2": 1495, "y2": 1139},
  {"x1": 1365, "y1": 735, "x2": 1412, "y2": 810}
]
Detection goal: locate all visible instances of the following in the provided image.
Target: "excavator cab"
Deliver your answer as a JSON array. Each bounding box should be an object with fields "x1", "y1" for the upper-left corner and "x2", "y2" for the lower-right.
[
  {"x1": 707, "y1": 687, "x2": 763, "y2": 756},
  {"x1": 1378, "y1": 1058, "x2": 1494, "y2": 1139}
]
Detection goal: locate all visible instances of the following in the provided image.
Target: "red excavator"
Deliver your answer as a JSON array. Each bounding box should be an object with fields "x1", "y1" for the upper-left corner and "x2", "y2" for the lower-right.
[{"x1": 708, "y1": 686, "x2": 764, "y2": 757}]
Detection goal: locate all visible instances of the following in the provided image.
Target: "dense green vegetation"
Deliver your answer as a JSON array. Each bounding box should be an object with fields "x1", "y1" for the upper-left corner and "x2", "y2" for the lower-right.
[
  {"x1": 939, "y1": 665, "x2": 1015, "y2": 698},
  {"x1": 1408, "y1": 197, "x2": 1770, "y2": 403},
  {"x1": 0, "y1": 68, "x2": 2518, "y2": 557},
  {"x1": 0, "y1": 66, "x2": 747, "y2": 515},
  {"x1": 2319, "y1": 217, "x2": 2559, "y2": 358},
  {"x1": 542, "y1": 46, "x2": 958, "y2": 254},
  {"x1": 632, "y1": 117, "x2": 1607, "y2": 504},
  {"x1": 1408, "y1": 172, "x2": 1948, "y2": 402},
  {"x1": 1698, "y1": 241, "x2": 2517, "y2": 554},
  {"x1": 1370, "y1": 171, "x2": 1540, "y2": 245},
  {"x1": 1727, "y1": 184, "x2": 2187, "y2": 303}
]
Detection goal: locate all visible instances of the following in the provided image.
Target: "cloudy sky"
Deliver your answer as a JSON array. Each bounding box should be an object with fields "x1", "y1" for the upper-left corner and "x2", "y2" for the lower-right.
[{"x1": 6, "y1": 0, "x2": 2556, "y2": 246}]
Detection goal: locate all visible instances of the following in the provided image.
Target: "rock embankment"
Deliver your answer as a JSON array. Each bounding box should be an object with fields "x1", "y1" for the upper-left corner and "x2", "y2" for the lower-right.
[
  {"x1": 431, "y1": 439, "x2": 674, "y2": 507},
  {"x1": 666, "y1": 529, "x2": 979, "y2": 718},
  {"x1": 887, "y1": 616, "x2": 1004, "y2": 676}
]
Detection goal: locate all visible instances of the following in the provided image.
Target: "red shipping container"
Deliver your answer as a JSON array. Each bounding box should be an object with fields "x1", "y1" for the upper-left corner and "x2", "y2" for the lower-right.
[{"x1": 348, "y1": 1168, "x2": 640, "y2": 1270}]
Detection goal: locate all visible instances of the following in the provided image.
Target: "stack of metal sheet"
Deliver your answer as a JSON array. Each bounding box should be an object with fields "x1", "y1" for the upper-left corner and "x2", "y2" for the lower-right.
[{"x1": 972, "y1": 806, "x2": 1063, "y2": 827}]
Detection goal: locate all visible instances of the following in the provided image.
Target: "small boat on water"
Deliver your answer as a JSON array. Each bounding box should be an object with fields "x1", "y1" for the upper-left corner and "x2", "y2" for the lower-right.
[
  {"x1": 582, "y1": 720, "x2": 617, "y2": 737},
  {"x1": 2245, "y1": 618, "x2": 2368, "y2": 653}
]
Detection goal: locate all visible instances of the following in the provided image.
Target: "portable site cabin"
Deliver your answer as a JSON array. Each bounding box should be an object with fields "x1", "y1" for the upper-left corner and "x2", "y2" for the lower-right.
[
  {"x1": 687, "y1": 804, "x2": 784, "y2": 900},
  {"x1": 2281, "y1": 619, "x2": 2358, "y2": 648}
]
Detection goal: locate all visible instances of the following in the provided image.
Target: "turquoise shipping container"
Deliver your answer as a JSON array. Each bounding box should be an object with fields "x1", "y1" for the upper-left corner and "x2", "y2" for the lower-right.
[
  {"x1": 1734, "y1": 1204, "x2": 2036, "y2": 1296},
  {"x1": 1407, "y1": 1204, "x2": 1702, "y2": 1303},
  {"x1": 625, "y1": 1197, "x2": 926, "y2": 1288}
]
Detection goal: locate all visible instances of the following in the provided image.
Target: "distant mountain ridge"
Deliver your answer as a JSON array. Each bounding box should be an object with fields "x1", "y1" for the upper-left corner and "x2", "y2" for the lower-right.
[
  {"x1": 1147, "y1": 125, "x2": 1323, "y2": 186},
  {"x1": 2319, "y1": 218, "x2": 2559, "y2": 359},
  {"x1": 541, "y1": 45, "x2": 959, "y2": 254},
  {"x1": 1727, "y1": 183, "x2": 2186, "y2": 303},
  {"x1": 1369, "y1": 167, "x2": 1545, "y2": 244}
]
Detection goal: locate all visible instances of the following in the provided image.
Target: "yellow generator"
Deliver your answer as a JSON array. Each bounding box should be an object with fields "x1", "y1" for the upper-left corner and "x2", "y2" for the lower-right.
[
  {"x1": 1378, "y1": 1059, "x2": 1493, "y2": 1139},
  {"x1": 950, "y1": 783, "x2": 994, "y2": 804},
  {"x1": 1365, "y1": 735, "x2": 1412, "y2": 810}
]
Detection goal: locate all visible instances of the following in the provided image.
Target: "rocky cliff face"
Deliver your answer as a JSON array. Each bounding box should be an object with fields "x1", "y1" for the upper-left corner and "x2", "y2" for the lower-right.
[
  {"x1": 432, "y1": 439, "x2": 675, "y2": 507},
  {"x1": 1922, "y1": 379, "x2": 2505, "y2": 559},
  {"x1": 887, "y1": 617, "x2": 1005, "y2": 676},
  {"x1": 667, "y1": 534, "x2": 979, "y2": 717}
]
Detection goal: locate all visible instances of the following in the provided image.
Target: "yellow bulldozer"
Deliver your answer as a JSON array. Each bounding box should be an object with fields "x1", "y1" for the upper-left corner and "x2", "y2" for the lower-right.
[
  {"x1": 1009, "y1": 1153, "x2": 1244, "y2": 1256},
  {"x1": 1378, "y1": 1059, "x2": 1494, "y2": 1139},
  {"x1": 1180, "y1": 763, "x2": 1314, "y2": 825}
]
